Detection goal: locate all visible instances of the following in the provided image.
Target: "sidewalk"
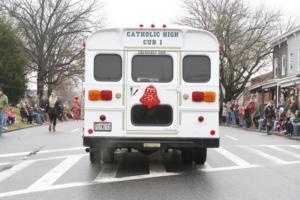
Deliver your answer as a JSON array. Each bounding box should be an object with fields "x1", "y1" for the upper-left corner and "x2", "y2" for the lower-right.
[{"x1": 222, "y1": 124, "x2": 300, "y2": 141}]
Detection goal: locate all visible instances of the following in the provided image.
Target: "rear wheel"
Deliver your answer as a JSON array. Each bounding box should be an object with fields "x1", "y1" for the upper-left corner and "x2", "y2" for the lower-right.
[
  {"x1": 89, "y1": 150, "x2": 101, "y2": 164},
  {"x1": 102, "y1": 148, "x2": 115, "y2": 164},
  {"x1": 181, "y1": 149, "x2": 193, "y2": 165},
  {"x1": 193, "y1": 148, "x2": 207, "y2": 165}
]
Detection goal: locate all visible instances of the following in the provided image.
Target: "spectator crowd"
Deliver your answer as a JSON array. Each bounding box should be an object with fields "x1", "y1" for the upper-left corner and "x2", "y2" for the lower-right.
[
  {"x1": 221, "y1": 96, "x2": 300, "y2": 137},
  {"x1": 0, "y1": 87, "x2": 82, "y2": 135}
]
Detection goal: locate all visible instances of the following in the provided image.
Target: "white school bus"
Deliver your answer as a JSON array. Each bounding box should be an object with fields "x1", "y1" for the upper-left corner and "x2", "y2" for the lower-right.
[{"x1": 83, "y1": 25, "x2": 219, "y2": 165}]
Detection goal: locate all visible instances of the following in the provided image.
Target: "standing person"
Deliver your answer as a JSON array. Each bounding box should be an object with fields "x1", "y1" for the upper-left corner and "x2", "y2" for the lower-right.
[
  {"x1": 264, "y1": 101, "x2": 276, "y2": 135},
  {"x1": 238, "y1": 103, "x2": 245, "y2": 127},
  {"x1": 0, "y1": 88, "x2": 8, "y2": 136},
  {"x1": 248, "y1": 99, "x2": 255, "y2": 128},
  {"x1": 221, "y1": 102, "x2": 227, "y2": 124},
  {"x1": 72, "y1": 96, "x2": 80, "y2": 120},
  {"x1": 46, "y1": 93, "x2": 61, "y2": 132},
  {"x1": 39, "y1": 95, "x2": 49, "y2": 122},
  {"x1": 289, "y1": 96, "x2": 299, "y2": 114}
]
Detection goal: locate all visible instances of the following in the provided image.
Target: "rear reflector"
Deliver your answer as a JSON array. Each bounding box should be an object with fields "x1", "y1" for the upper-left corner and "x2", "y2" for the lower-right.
[
  {"x1": 100, "y1": 115, "x2": 106, "y2": 121},
  {"x1": 210, "y1": 130, "x2": 216, "y2": 135},
  {"x1": 198, "y1": 116, "x2": 204, "y2": 122},
  {"x1": 192, "y1": 92, "x2": 204, "y2": 102},
  {"x1": 88, "y1": 129, "x2": 93, "y2": 134}
]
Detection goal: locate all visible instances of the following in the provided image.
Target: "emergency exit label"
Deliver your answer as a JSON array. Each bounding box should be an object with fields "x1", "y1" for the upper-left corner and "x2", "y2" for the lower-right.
[{"x1": 124, "y1": 29, "x2": 182, "y2": 47}]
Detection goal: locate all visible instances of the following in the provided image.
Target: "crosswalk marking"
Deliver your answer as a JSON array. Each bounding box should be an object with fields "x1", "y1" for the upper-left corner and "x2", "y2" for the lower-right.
[
  {"x1": 0, "y1": 146, "x2": 85, "y2": 159},
  {"x1": 224, "y1": 135, "x2": 239, "y2": 141},
  {"x1": 290, "y1": 145, "x2": 300, "y2": 150},
  {"x1": 1, "y1": 145, "x2": 300, "y2": 198},
  {"x1": 28, "y1": 155, "x2": 83, "y2": 190},
  {"x1": 0, "y1": 160, "x2": 35, "y2": 182},
  {"x1": 70, "y1": 128, "x2": 80, "y2": 133},
  {"x1": 149, "y1": 163, "x2": 167, "y2": 175},
  {"x1": 248, "y1": 148, "x2": 287, "y2": 164},
  {"x1": 94, "y1": 163, "x2": 119, "y2": 182},
  {"x1": 215, "y1": 147, "x2": 253, "y2": 167},
  {"x1": 266, "y1": 146, "x2": 300, "y2": 159}
]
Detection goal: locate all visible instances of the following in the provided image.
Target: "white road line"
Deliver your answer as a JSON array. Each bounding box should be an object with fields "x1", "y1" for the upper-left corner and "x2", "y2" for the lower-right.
[
  {"x1": 0, "y1": 162, "x2": 10, "y2": 166},
  {"x1": 248, "y1": 148, "x2": 287, "y2": 164},
  {"x1": 0, "y1": 160, "x2": 35, "y2": 182},
  {"x1": 224, "y1": 135, "x2": 238, "y2": 141},
  {"x1": 28, "y1": 155, "x2": 84, "y2": 190},
  {"x1": 70, "y1": 128, "x2": 80, "y2": 133},
  {"x1": 215, "y1": 147, "x2": 252, "y2": 167},
  {"x1": 0, "y1": 147, "x2": 85, "y2": 158},
  {"x1": 2, "y1": 161, "x2": 300, "y2": 198},
  {"x1": 200, "y1": 164, "x2": 258, "y2": 172},
  {"x1": 94, "y1": 163, "x2": 119, "y2": 182},
  {"x1": 290, "y1": 145, "x2": 300, "y2": 150},
  {"x1": 149, "y1": 162, "x2": 167, "y2": 175},
  {"x1": 266, "y1": 146, "x2": 300, "y2": 159},
  {"x1": 0, "y1": 152, "x2": 30, "y2": 158}
]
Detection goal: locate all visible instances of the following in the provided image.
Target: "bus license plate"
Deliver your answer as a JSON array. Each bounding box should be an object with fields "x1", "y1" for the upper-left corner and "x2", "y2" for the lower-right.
[{"x1": 94, "y1": 122, "x2": 112, "y2": 131}]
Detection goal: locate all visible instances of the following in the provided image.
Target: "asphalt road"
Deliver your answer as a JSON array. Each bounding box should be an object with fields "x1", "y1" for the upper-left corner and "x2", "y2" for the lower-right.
[{"x1": 1, "y1": 121, "x2": 300, "y2": 200}]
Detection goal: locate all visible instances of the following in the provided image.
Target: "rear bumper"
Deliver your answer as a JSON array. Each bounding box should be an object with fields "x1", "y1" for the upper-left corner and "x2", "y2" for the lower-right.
[{"x1": 83, "y1": 136, "x2": 219, "y2": 149}]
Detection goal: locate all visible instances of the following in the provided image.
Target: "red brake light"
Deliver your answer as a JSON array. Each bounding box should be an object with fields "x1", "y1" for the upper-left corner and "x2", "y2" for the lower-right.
[
  {"x1": 151, "y1": 24, "x2": 155, "y2": 28},
  {"x1": 162, "y1": 24, "x2": 167, "y2": 28},
  {"x1": 139, "y1": 24, "x2": 144, "y2": 28},
  {"x1": 88, "y1": 129, "x2": 93, "y2": 134},
  {"x1": 192, "y1": 92, "x2": 204, "y2": 102},
  {"x1": 101, "y1": 90, "x2": 112, "y2": 100}
]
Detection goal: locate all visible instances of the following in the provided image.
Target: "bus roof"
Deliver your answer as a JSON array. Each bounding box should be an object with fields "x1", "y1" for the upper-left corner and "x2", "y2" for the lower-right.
[{"x1": 86, "y1": 26, "x2": 219, "y2": 52}]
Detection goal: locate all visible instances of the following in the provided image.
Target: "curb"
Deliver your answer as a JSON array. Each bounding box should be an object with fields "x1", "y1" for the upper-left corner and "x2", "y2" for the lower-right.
[
  {"x1": 222, "y1": 124, "x2": 300, "y2": 141},
  {"x1": 2, "y1": 124, "x2": 42, "y2": 133}
]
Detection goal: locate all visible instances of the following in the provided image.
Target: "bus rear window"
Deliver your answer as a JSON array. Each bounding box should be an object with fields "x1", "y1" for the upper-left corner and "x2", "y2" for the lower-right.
[
  {"x1": 94, "y1": 54, "x2": 122, "y2": 82},
  {"x1": 132, "y1": 55, "x2": 173, "y2": 82},
  {"x1": 183, "y1": 55, "x2": 210, "y2": 83}
]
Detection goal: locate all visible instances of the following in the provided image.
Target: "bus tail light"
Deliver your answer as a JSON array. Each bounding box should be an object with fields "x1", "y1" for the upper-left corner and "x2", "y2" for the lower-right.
[
  {"x1": 192, "y1": 92, "x2": 204, "y2": 102},
  {"x1": 101, "y1": 90, "x2": 112, "y2": 100},
  {"x1": 204, "y1": 92, "x2": 216, "y2": 102},
  {"x1": 88, "y1": 129, "x2": 93, "y2": 134},
  {"x1": 192, "y1": 91, "x2": 216, "y2": 102},
  {"x1": 88, "y1": 90, "x2": 101, "y2": 101},
  {"x1": 88, "y1": 90, "x2": 112, "y2": 101}
]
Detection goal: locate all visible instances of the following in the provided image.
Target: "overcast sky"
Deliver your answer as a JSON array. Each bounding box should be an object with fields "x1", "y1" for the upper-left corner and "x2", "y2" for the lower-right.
[{"x1": 102, "y1": 0, "x2": 300, "y2": 27}]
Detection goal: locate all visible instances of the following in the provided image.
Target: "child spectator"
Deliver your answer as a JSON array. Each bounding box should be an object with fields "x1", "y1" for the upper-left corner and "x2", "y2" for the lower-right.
[{"x1": 6, "y1": 107, "x2": 16, "y2": 125}]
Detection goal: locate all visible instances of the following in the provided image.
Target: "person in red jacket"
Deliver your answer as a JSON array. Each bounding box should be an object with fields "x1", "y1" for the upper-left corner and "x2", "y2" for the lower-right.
[{"x1": 72, "y1": 96, "x2": 80, "y2": 120}]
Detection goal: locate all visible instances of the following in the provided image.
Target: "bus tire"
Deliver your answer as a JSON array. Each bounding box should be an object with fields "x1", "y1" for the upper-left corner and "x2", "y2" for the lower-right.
[
  {"x1": 194, "y1": 148, "x2": 207, "y2": 165},
  {"x1": 89, "y1": 150, "x2": 101, "y2": 164},
  {"x1": 181, "y1": 149, "x2": 193, "y2": 165},
  {"x1": 102, "y1": 148, "x2": 115, "y2": 164}
]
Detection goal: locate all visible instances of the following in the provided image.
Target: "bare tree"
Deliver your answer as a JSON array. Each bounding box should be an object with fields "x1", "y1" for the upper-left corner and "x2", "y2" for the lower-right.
[
  {"x1": 178, "y1": 0, "x2": 288, "y2": 102},
  {"x1": 1, "y1": 0, "x2": 102, "y2": 97}
]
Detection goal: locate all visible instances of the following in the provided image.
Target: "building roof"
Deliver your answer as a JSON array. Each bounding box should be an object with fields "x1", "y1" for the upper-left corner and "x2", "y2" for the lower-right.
[{"x1": 270, "y1": 25, "x2": 300, "y2": 46}]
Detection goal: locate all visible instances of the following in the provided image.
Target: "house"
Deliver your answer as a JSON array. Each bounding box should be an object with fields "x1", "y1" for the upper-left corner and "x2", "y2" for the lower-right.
[{"x1": 248, "y1": 25, "x2": 300, "y2": 106}]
